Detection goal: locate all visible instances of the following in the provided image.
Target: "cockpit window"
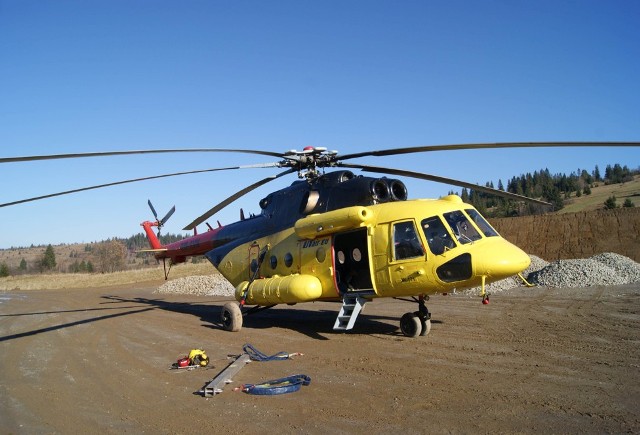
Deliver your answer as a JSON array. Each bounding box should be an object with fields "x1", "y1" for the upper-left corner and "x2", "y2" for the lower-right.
[
  {"x1": 465, "y1": 209, "x2": 499, "y2": 237},
  {"x1": 443, "y1": 210, "x2": 482, "y2": 244},
  {"x1": 421, "y1": 216, "x2": 456, "y2": 255},
  {"x1": 393, "y1": 221, "x2": 424, "y2": 260}
]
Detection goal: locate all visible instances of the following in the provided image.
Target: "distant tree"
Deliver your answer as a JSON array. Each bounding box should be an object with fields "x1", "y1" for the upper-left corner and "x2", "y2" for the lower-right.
[
  {"x1": 19, "y1": 258, "x2": 27, "y2": 271},
  {"x1": 583, "y1": 184, "x2": 591, "y2": 195},
  {"x1": 604, "y1": 196, "x2": 618, "y2": 209},
  {"x1": 593, "y1": 165, "x2": 601, "y2": 182},
  {"x1": 623, "y1": 199, "x2": 635, "y2": 208},
  {"x1": 460, "y1": 188, "x2": 469, "y2": 203},
  {"x1": 95, "y1": 240, "x2": 127, "y2": 273},
  {"x1": 87, "y1": 261, "x2": 95, "y2": 273},
  {"x1": 0, "y1": 263, "x2": 9, "y2": 277},
  {"x1": 41, "y1": 244, "x2": 57, "y2": 271},
  {"x1": 497, "y1": 179, "x2": 504, "y2": 191}
]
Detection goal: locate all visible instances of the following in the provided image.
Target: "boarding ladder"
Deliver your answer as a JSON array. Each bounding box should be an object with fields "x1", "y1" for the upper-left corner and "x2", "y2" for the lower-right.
[{"x1": 333, "y1": 292, "x2": 370, "y2": 331}]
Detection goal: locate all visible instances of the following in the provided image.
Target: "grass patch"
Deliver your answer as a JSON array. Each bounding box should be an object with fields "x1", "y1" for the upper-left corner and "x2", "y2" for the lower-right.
[
  {"x1": 559, "y1": 175, "x2": 640, "y2": 213},
  {"x1": 0, "y1": 262, "x2": 217, "y2": 291}
]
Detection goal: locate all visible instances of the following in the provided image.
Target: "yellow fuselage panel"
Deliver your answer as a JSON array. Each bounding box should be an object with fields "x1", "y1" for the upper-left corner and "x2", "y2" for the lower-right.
[
  {"x1": 368, "y1": 198, "x2": 530, "y2": 297},
  {"x1": 217, "y1": 227, "x2": 339, "y2": 303},
  {"x1": 218, "y1": 197, "x2": 530, "y2": 304},
  {"x1": 295, "y1": 206, "x2": 371, "y2": 239}
]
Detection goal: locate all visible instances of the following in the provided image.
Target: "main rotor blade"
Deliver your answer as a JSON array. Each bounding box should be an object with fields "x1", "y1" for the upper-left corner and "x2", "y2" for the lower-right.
[
  {"x1": 0, "y1": 163, "x2": 280, "y2": 208},
  {"x1": 339, "y1": 163, "x2": 552, "y2": 206},
  {"x1": 183, "y1": 168, "x2": 296, "y2": 230},
  {"x1": 0, "y1": 148, "x2": 284, "y2": 164},
  {"x1": 339, "y1": 141, "x2": 640, "y2": 161}
]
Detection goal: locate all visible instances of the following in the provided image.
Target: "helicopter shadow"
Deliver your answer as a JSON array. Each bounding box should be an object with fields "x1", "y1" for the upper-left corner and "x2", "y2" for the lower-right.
[
  {"x1": 100, "y1": 295, "x2": 443, "y2": 340},
  {"x1": 101, "y1": 295, "x2": 225, "y2": 326},
  {"x1": 233, "y1": 307, "x2": 444, "y2": 339}
]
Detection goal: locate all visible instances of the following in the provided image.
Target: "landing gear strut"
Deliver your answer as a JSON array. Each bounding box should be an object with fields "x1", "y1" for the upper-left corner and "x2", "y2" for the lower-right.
[{"x1": 398, "y1": 295, "x2": 431, "y2": 338}]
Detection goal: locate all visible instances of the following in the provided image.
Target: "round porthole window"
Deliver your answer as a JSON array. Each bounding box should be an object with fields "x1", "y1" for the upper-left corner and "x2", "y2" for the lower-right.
[
  {"x1": 284, "y1": 252, "x2": 293, "y2": 267},
  {"x1": 270, "y1": 255, "x2": 277, "y2": 269},
  {"x1": 352, "y1": 248, "x2": 362, "y2": 262},
  {"x1": 316, "y1": 247, "x2": 326, "y2": 263},
  {"x1": 337, "y1": 250, "x2": 345, "y2": 264}
]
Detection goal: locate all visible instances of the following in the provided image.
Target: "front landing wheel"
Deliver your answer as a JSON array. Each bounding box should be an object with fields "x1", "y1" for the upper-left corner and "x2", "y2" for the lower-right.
[
  {"x1": 221, "y1": 302, "x2": 243, "y2": 332},
  {"x1": 419, "y1": 317, "x2": 432, "y2": 336},
  {"x1": 400, "y1": 312, "x2": 422, "y2": 337}
]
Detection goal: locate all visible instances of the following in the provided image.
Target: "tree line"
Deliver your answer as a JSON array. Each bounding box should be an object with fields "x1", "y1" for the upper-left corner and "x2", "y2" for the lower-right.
[
  {"x1": 456, "y1": 163, "x2": 637, "y2": 218},
  {"x1": 0, "y1": 232, "x2": 190, "y2": 277}
]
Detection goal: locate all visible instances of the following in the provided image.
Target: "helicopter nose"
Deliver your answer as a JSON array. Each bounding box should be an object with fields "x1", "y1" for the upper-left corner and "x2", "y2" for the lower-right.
[{"x1": 473, "y1": 238, "x2": 531, "y2": 280}]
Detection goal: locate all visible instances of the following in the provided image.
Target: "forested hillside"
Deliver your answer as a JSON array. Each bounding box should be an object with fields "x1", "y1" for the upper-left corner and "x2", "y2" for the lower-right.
[{"x1": 456, "y1": 163, "x2": 637, "y2": 217}]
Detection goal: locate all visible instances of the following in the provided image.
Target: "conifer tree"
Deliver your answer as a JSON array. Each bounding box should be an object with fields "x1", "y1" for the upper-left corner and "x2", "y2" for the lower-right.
[{"x1": 41, "y1": 244, "x2": 57, "y2": 271}]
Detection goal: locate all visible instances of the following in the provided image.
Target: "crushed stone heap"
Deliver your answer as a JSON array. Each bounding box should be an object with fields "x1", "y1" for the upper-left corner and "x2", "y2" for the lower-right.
[
  {"x1": 528, "y1": 252, "x2": 640, "y2": 287},
  {"x1": 156, "y1": 274, "x2": 235, "y2": 297}
]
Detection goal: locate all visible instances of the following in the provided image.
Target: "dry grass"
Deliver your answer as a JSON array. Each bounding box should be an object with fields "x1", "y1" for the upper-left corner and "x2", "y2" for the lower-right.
[
  {"x1": 559, "y1": 175, "x2": 640, "y2": 213},
  {"x1": 0, "y1": 262, "x2": 216, "y2": 291}
]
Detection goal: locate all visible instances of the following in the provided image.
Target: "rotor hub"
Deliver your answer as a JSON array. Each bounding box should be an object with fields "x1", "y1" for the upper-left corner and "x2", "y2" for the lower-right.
[{"x1": 280, "y1": 147, "x2": 339, "y2": 180}]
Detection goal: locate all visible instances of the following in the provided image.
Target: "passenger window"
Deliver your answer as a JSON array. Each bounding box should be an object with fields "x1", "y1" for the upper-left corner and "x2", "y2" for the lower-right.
[
  {"x1": 393, "y1": 221, "x2": 424, "y2": 260},
  {"x1": 421, "y1": 216, "x2": 456, "y2": 255},
  {"x1": 443, "y1": 210, "x2": 482, "y2": 244}
]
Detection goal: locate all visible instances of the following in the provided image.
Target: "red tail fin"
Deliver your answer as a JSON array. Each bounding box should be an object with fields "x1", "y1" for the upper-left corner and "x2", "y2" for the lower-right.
[{"x1": 141, "y1": 221, "x2": 163, "y2": 250}]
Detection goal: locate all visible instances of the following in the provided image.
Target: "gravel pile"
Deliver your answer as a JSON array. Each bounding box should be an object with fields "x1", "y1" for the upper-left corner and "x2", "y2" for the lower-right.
[
  {"x1": 528, "y1": 252, "x2": 640, "y2": 287},
  {"x1": 156, "y1": 252, "x2": 640, "y2": 297},
  {"x1": 156, "y1": 274, "x2": 235, "y2": 297}
]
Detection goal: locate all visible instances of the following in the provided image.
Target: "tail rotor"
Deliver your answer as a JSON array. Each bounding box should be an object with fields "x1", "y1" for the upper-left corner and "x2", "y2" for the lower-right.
[{"x1": 148, "y1": 199, "x2": 175, "y2": 237}]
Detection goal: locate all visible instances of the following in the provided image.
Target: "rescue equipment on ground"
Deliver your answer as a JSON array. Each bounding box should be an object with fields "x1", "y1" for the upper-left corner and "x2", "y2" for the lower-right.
[
  {"x1": 243, "y1": 343, "x2": 303, "y2": 361},
  {"x1": 234, "y1": 374, "x2": 311, "y2": 395},
  {"x1": 188, "y1": 348, "x2": 210, "y2": 367},
  {"x1": 199, "y1": 343, "x2": 307, "y2": 397},
  {"x1": 172, "y1": 348, "x2": 210, "y2": 370}
]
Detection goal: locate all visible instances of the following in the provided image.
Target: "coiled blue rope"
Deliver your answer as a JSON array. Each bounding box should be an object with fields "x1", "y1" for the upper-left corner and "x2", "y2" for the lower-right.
[
  {"x1": 243, "y1": 343, "x2": 292, "y2": 361},
  {"x1": 239, "y1": 374, "x2": 311, "y2": 395}
]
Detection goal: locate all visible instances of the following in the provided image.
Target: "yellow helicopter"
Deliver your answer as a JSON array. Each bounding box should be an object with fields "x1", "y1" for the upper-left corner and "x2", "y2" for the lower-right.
[{"x1": 2, "y1": 142, "x2": 638, "y2": 337}]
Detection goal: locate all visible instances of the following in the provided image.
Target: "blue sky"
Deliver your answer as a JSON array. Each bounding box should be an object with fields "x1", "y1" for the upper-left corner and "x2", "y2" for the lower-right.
[{"x1": 1, "y1": 0, "x2": 639, "y2": 249}]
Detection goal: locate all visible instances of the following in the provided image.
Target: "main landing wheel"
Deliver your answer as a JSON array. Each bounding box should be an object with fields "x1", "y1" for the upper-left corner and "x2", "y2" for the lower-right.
[
  {"x1": 399, "y1": 295, "x2": 432, "y2": 338},
  {"x1": 221, "y1": 302, "x2": 243, "y2": 332},
  {"x1": 400, "y1": 312, "x2": 422, "y2": 337}
]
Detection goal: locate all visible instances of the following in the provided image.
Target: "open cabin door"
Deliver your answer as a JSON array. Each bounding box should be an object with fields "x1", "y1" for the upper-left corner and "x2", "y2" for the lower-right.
[{"x1": 333, "y1": 228, "x2": 373, "y2": 294}]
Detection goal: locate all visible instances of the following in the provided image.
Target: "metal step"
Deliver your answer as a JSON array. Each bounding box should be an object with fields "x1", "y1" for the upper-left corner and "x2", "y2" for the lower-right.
[{"x1": 333, "y1": 293, "x2": 368, "y2": 331}]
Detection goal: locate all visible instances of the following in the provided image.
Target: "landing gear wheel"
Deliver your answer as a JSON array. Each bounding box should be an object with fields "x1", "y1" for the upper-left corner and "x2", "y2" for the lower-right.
[
  {"x1": 414, "y1": 310, "x2": 432, "y2": 336},
  {"x1": 419, "y1": 317, "x2": 432, "y2": 336},
  {"x1": 221, "y1": 302, "x2": 243, "y2": 332},
  {"x1": 400, "y1": 312, "x2": 422, "y2": 337}
]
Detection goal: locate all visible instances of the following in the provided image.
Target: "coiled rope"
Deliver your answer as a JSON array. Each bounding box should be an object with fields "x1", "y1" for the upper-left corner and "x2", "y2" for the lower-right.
[
  {"x1": 236, "y1": 374, "x2": 311, "y2": 395},
  {"x1": 242, "y1": 343, "x2": 302, "y2": 361}
]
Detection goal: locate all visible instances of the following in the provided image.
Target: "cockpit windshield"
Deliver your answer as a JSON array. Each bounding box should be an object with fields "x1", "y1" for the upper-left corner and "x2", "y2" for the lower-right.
[
  {"x1": 465, "y1": 209, "x2": 499, "y2": 237},
  {"x1": 443, "y1": 210, "x2": 482, "y2": 244},
  {"x1": 421, "y1": 209, "x2": 494, "y2": 255},
  {"x1": 421, "y1": 216, "x2": 456, "y2": 255}
]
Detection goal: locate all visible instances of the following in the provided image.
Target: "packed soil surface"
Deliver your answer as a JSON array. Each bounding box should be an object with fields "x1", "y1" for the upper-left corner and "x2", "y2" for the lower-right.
[{"x1": 1, "y1": 283, "x2": 639, "y2": 433}]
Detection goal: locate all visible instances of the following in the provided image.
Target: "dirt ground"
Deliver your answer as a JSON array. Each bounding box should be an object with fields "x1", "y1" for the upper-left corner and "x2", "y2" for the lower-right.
[{"x1": 1, "y1": 282, "x2": 639, "y2": 434}]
